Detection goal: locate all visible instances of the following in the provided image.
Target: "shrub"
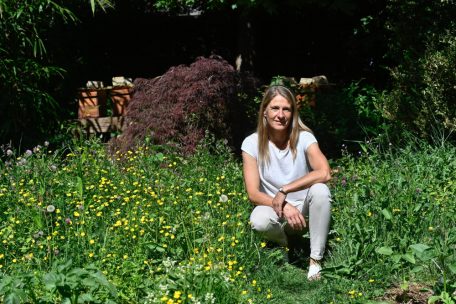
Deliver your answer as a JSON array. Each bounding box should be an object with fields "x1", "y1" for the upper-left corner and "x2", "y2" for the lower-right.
[{"x1": 110, "y1": 55, "x2": 259, "y2": 155}]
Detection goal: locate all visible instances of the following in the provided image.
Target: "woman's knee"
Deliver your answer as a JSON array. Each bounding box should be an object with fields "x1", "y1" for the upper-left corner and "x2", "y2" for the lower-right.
[
  {"x1": 309, "y1": 183, "x2": 332, "y2": 206},
  {"x1": 250, "y1": 208, "x2": 277, "y2": 232},
  {"x1": 309, "y1": 183, "x2": 331, "y2": 200}
]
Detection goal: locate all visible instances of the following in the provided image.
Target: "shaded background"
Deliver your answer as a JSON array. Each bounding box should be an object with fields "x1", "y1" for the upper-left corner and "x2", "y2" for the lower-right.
[{"x1": 53, "y1": 2, "x2": 386, "y2": 99}]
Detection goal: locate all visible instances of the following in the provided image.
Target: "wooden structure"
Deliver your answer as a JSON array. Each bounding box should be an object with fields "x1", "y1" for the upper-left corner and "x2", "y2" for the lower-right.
[
  {"x1": 76, "y1": 85, "x2": 132, "y2": 134},
  {"x1": 77, "y1": 116, "x2": 125, "y2": 134}
]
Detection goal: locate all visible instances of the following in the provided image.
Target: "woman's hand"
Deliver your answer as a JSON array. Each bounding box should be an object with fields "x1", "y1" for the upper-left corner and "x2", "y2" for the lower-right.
[
  {"x1": 283, "y1": 203, "x2": 306, "y2": 231},
  {"x1": 272, "y1": 191, "x2": 287, "y2": 217}
]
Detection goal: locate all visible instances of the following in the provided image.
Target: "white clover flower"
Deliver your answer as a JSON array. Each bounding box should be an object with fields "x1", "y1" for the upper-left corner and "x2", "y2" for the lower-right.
[
  {"x1": 6, "y1": 149, "x2": 13, "y2": 157},
  {"x1": 25, "y1": 150, "x2": 33, "y2": 157},
  {"x1": 219, "y1": 194, "x2": 228, "y2": 203}
]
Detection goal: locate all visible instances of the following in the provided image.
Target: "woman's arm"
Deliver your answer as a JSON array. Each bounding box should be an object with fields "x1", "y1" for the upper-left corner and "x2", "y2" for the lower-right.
[
  {"x1": 242, "y1": 151, "x2": 275, "y2": 207},
  {"x1": 280, "y1": 142, "x2": 331, "y2": 194},
  {"x1": 243, "y1": 151, "x2": 308, "y2": 230}
]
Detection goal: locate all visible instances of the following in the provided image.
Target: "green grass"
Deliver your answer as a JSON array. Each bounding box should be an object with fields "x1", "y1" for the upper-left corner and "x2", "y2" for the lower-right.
[{"x1": 0, "y1": 137, "x2": 455, "y2": 303}]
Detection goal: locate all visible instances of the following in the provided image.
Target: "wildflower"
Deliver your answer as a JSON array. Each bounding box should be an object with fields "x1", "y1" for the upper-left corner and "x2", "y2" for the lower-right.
[
  {"x1": 25, "y1": 150, "x2": 33, "y2": 157},
  {"x1": 44, "y1": 141, "x2": 50, "y2": 147},
  {"x1": 173, "y1": 291, "x2": 181, "y2": 299},
  {"x1": 367, "y1": 211, "x2": 372, "y2": 217},
  {"x1": 428, "y1": 226, "x2": 434, "y2": 231},
  {"x1": 369, "y1": 279, "x2": 375, "y2": 283},
  {"x1": 6, "y1": 149, "x2": 13, "y2": 157},
  {"x1": 33, "y1": 145, "x2": 42, "y2": 153},
  {"x1": 89, "y1": 239, "x2": 95, "y2": 245},
  {"x1": 46, "y1": 205, "x2": 56, "y2": 213},
  {"x1": 74, "y1": 211, "x2": 80, "y2": 217},
  {"x1": 50, "y1": 164, "x2": 57, "y2": 172},
  {"x1": 260, "y1": 242, "x2": 267, "y2": 248},
  {"x1": 65, "y1": 218, "x2": 72, "y2": 224},
  {"x1": 219, "y1": 194, "x2": 228, "y2": 203}
]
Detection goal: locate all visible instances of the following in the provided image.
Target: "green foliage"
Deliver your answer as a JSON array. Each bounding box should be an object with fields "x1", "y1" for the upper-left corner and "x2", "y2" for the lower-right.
[
  {"x1": 327, "y1": 141, "x2": 456, "y2": 299},
  {"x1": 375, "y1": 0, "x2": 456, "y2": 141},
  {"x1": 1, "y1": 133, "x2": 456, "y2": 303},
  {"x1": 383, "y1": 33, "x2": 456, "y2": 139},
  {"x1": 0, "y1": 0, "x2": 77, "y2": 145},
  {"x1": 0, "y1": 136, "x2": 272, "y2": 302}
]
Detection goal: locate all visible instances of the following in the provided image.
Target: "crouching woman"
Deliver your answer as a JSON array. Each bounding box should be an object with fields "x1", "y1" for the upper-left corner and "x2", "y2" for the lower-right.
[{"x1": 241, "y1": 85, "x2": 332, "y2": 281}]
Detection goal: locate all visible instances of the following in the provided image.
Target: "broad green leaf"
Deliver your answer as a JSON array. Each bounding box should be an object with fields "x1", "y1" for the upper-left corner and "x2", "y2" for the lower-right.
[
  {"x1": 376, "y1": 246, "x2": 393, "y2": 255},
  {"x1": 43, "y1": 272, "x2": 60, "y2": 290},
  {"x1": 411, "y1": 265, "x2": 424, "y2": 273},
  {"x1": 409, "y1": 243, "x2": 430, "y2": 253},
  {"x1": 4, "y1": 293, "x2": 21, "y2": 304},
  {"x1": 381, "y1": 209, "x2": 392, "y2": 220},
  {"x1": 402, "y1": 253, "x2": 415, "y2": 264},
  {"x1": 79, "y1": 293, "x2": 96, "y2": 302},
  {"x1": 391, "y1": 254, "x2": 402, "y2": 263}
]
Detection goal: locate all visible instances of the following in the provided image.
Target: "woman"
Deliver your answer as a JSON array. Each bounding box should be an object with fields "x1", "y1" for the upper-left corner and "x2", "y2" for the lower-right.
[{"x1": 241, "y1": 85, "x2": 331, "y2": 281}]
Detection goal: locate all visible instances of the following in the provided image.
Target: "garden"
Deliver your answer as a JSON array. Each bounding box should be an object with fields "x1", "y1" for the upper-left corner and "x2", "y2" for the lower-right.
[{"x1": 1, "y1": 0, "x2": 456, "y2": 303}]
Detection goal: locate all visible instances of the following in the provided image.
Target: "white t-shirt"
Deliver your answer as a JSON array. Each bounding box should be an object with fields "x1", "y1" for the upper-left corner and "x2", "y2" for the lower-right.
[{"x1": 241, "y1": 131, "x2": 317, "y2": 204}]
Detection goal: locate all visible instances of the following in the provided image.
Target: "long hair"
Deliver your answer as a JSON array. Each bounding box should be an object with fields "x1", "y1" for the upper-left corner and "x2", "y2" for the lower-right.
[{"x1": 257, "y1": 85, "x2": 312, "y2": 165}]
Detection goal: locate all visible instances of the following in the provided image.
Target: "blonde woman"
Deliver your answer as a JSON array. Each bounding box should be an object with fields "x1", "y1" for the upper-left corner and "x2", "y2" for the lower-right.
[{"x1": 241, "y1": 85, "x2": 331, "y2": 281}]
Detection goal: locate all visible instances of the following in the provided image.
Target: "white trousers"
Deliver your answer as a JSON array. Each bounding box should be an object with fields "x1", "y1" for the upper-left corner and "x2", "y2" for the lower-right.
[{"x1": 250, "y1": 183, "x2": 331, "y2": 261}]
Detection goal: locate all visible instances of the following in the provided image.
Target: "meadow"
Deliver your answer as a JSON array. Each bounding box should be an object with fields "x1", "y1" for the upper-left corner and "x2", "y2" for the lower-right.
[{"x1": 0, "y1": 135, "x2": 455, "y2": 303}]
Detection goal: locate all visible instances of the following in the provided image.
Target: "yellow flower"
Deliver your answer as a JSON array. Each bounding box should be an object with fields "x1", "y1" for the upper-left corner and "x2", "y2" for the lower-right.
[
  {"x1": 173, "y1": 291, "x2": 181, "y2": 299},
  {"x1": 260, "y1": 242, "x2": 267, "y2": 248},
  {"x1": 74, "y1": 211, "x2": 80, "y2": 217},
  {"x1": 89, "y1": 239, "x2": 95, "y2": 245}
]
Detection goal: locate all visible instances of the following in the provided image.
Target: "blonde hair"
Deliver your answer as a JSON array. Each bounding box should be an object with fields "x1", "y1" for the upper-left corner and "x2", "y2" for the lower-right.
[{"x1": 257, "y1": 85, "x2": 312, "y2": 165}]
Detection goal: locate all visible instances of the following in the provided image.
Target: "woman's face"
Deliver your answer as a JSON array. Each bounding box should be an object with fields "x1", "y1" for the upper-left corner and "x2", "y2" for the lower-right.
[{"x1": 264, "y1": 94, "x2": 292, "y2": 132}]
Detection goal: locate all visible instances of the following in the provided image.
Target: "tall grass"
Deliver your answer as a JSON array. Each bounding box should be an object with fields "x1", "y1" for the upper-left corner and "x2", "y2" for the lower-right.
[{"x1": 0, "y1": 137, "x2": 455, "y2": 303}]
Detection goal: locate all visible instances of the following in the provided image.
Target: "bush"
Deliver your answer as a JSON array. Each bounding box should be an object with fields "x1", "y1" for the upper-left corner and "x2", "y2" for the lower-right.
[{"x1": 110, "y1": 55, "x2": 259, "y2": 155}]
